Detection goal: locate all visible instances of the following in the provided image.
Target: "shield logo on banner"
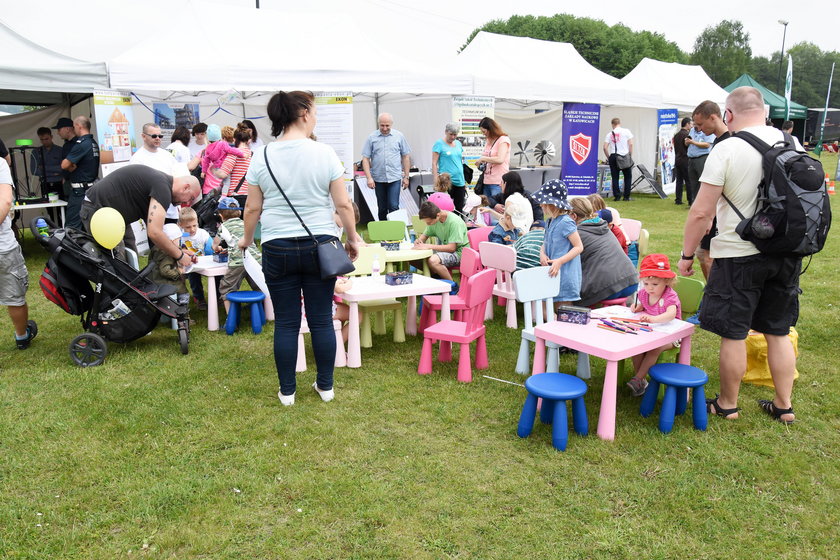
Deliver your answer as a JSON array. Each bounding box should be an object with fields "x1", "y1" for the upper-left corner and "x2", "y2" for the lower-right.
[{"x1": 570, "y1": 133, "x2": 591, "y2": 165}]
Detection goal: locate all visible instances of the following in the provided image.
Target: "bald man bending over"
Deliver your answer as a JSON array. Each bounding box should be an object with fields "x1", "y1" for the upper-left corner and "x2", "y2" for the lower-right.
[{"x1": 80, "y1": 165, "x2": 200, "y2": 269}]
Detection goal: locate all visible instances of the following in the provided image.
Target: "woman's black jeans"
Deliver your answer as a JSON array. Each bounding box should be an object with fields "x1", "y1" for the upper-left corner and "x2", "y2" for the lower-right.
[{"x1": 262, "y1": 236, "x2": 337, "y2": 396}]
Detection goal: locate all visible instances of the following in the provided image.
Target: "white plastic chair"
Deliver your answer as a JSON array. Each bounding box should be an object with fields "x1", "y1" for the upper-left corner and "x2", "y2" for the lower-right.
[
  {"x1": 513, "y1": 267, "x2": 592, "y2": 379},
  {"x1": 513, "y1": 267, "x2": 559, "y2": 374},
  {"x1": 296, "y1": 318, "x2": 346, "y2": 371}
]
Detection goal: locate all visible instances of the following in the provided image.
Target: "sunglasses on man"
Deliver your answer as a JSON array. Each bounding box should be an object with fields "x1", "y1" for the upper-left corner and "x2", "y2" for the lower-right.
[{"x1": 145, "y1": 134, "x2": 164, "y2": 139}]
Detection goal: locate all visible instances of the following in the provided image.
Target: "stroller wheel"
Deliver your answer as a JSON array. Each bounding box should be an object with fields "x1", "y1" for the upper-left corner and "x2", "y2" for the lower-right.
[
  {"x1": 68, "y1": 333, "x2": 108, "y2": 367},
  {"x1": 178, "y1": 328, "x2": 189, "y2": 355}
]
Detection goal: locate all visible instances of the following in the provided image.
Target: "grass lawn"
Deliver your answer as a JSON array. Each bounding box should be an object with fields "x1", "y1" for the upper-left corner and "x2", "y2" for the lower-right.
[{"x1": 1, "y1": 153, "x2": 839, "y2": 559}]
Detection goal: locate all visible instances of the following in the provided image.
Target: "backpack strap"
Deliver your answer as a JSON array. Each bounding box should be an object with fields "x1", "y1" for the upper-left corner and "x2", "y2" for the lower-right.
[
  {"x1": 733, "y1": 130, "x2": 773, "y2": 154},
  {"x1": 719, "y1": 131, "x2": 771, "y2": 222}
]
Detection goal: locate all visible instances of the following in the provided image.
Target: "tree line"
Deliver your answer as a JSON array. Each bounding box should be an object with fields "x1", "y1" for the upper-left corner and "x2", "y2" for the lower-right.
[{"x1": 463, "y1": 15, "x2": 839, "y2": 109}]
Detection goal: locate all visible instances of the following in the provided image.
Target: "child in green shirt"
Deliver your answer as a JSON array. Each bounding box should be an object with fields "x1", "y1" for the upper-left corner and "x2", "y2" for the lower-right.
[{"x1": 412, "y1": 201, "x2": 469, "y2": 281}]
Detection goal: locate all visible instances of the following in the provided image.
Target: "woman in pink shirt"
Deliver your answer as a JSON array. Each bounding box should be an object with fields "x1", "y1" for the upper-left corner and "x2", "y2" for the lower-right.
[{"x1": 474, "y1": 117, "x2": 511, "y2": 207}]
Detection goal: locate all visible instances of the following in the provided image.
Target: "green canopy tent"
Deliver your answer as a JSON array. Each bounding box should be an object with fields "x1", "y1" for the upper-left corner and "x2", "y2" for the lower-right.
[{"x1": 725, "y1": 74, "x2": 808, "y2": 119}]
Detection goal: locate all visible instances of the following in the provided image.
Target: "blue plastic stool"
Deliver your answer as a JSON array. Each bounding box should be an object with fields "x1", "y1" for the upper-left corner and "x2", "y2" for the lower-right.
[
  {"x1": 640, "y1": 363, "x2": 709, "y2": 433},
  {"x1": 224, "y1": 291, "x2": 266, "y2": 335},
  {"x1": 517, "y1": 373, "x2": 588, "y2": 451}
]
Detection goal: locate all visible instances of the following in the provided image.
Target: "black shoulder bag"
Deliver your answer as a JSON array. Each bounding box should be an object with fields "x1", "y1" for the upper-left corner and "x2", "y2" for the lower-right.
[
  {"x1": 613, "y1": 131, "x2": 634, "y2": 170},
  {"x1": 262, "y1": 149, "x2": 355, "y2": 280}
]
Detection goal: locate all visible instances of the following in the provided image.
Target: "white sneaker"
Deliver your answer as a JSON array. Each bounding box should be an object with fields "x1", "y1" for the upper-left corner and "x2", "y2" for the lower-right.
[
  {"x1": 278, "y1": 390, "x2": 295, "y2": 406},
  {"x1": 312, "y1": 382, "x2": 334, "y2": 402}
]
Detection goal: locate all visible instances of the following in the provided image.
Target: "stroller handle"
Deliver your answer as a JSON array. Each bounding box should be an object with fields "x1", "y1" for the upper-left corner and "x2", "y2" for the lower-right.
[{"x1": 29, "y1": 216, "x2": 60, "y2": 241}]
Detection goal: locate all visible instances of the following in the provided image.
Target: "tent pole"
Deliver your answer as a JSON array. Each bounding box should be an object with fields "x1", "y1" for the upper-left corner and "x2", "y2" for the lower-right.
[{"x1": 373, "y1": 94, "x2": 379, "y2": 123}]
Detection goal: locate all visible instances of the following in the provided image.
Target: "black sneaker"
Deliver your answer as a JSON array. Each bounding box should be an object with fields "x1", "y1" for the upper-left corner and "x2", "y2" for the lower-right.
[
  {"x1": 675, "y1": 200, "x2": 683, "y2": 205},
  {"x1": 16, "y1": 320, "x2": 38, "y2": 350}
]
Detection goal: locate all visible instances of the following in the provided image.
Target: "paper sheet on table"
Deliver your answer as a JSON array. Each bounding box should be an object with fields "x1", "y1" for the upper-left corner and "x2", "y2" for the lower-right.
[
  {"x1": 649, "y1": 319, "x2": 690, "y2": 334},
  {"x1": 243, "y1": 251, "x2": 271, "y2": 303},
  {"x1": 590, "y1": 305, "x2": 635, "y2": 318}
]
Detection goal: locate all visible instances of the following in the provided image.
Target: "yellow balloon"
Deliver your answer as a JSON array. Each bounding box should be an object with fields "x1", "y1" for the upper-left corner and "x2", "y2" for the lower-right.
[{"x1": 90, "y1": 207, "x2": 126, "y2": 250}]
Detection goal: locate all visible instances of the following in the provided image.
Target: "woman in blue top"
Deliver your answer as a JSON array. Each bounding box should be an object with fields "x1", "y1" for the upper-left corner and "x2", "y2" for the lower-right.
[
  {"x1": 240, "y1": 91, "x2": 364, "y2": 407},
  {"x1": 533, "y1": 180, "x2": 583, "y2": 306},
  {"x1": 432, "y1": 123, "x2": 466, "y2": 215}
]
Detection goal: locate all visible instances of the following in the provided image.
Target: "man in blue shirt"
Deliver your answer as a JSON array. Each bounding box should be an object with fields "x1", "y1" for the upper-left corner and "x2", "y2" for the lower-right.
[
  {"x1": 361, "y1": 113, "x2": 411, "y2": 221},
  {"x1": 61, "y1": 116, "x2": 100, "y2": 229},
  {"x1": 684, "y1": 124, "x2": 715, "y2": 205}
]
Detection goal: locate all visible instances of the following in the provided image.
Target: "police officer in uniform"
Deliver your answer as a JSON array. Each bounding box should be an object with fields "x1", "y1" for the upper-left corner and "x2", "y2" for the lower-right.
[
  {"x1": 53, "y1": 117, "x2": 76, "y2": 203},
  {"x1": 60, "y1": 116, "x2": 100, "y2": 230}
]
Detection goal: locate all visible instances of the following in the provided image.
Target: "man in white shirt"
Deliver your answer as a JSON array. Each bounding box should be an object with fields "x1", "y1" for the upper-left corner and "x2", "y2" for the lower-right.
[
  {"x1": 680, "y1": 87, "x2": 800, "y2": 425},
  {"x1": 602, "y1": 118, "x2": 634, "y2": 201},
  {"x1": 130, "y1": 123, "x2": 177, "y2": 174},
  {"x1": 0, "y1": 160, "x2": 38, "y2": 349}
]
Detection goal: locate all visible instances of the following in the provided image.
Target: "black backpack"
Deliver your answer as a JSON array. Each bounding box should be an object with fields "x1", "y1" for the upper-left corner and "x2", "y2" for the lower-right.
[
  {"x1": 724, "y1": 131, "x2": 831, "y2": 258},
  {"x1": 192, "y1": 191, "x2": 220, "y2": 237}
]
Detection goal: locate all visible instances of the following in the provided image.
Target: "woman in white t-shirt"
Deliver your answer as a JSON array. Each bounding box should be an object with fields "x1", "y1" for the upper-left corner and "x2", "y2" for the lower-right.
[
  {"x1": 167, "y1": 126, "x2": 201, "y2": 174},
  {"x1": 240, "y1": 91, "x2": 363, "y2": 407}
]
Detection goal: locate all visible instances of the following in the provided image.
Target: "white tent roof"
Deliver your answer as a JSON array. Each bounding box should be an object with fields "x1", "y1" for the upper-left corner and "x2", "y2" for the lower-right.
[
  {"x1": 0, "y1": 21, "x2": 108, "y2": 104},
  {"x1": 0, "y1": 0, "x2": 471, "y2": 97},
  {"x1": 620, "y1": 58, "x2": 729, "y2": 112},
  {"x1": 108, "y1": 2, "x2": 471, "y2": 95},
  {"x1": 457, "y1": 32, "x2": 661, "y2": 108}
]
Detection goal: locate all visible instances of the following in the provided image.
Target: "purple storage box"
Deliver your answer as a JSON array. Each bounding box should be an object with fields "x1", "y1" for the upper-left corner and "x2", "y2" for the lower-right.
[
  {"x1": 385, "y1": 271, "x2": 413, "y2": 285},
  {"x1": 556, "y1": 305, "x2": 590, "y2": 325}
]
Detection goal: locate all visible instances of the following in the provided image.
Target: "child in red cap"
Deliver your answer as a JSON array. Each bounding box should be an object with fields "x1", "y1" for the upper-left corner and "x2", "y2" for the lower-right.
[{"x1": 626, "y1": 254, "x2": 683, "y2": 396}]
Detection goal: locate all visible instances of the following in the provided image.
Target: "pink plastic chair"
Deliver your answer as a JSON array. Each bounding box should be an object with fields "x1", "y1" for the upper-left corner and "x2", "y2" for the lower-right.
[
  {"x1": 419, "y1": 248, "x2": 480, "y2": 334},
  {"x1": 467, "y1": 226, "x2": 493, "y2": 252},
  {"x1": 418, "y1": 269, "x2": 496, "y2": 382},
  {"x1": 478, "y1": 241, "x2": 518, "y2": 328},
  {"x1": 621, "y1": 218, "x2": 642, "y2": 242}
]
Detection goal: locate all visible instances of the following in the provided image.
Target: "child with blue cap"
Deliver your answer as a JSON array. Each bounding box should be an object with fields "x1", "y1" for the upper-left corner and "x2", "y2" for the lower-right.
[{"x1": 212, "y1": 197, "x2": 262, "y2": 312}]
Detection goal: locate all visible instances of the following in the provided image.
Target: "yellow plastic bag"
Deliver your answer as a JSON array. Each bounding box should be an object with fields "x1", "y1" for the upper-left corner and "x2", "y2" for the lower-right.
[{"x1": 742, "y1": 328, "x2": 799, "y2": 388}]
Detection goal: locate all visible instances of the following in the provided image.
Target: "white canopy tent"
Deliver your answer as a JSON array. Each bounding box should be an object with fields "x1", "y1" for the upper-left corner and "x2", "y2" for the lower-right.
[
  {"x1": 0, "y1": 21, "x2": 108, "y2": 106},
  {"x1": 456, "y1": 32, "x2": 662, "y2": 108},
  {"x1": 620, "y1": 58, "x2": 729, "y2": 113}
]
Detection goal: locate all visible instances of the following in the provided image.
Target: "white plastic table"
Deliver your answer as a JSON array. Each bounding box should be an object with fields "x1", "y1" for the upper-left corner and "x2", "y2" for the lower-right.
[
  {"x1": 13, "y1": 201, "x2": 68, "y2": 227},
  {"x1": 532, "y1": 317, "x2": 694, "y2": 441},
  {"x1": 191, "y1": 256, "x2": 274, "y2": 331},
  {"x1": 340, "y1": 274, "x2": 452, "y2": 368}
]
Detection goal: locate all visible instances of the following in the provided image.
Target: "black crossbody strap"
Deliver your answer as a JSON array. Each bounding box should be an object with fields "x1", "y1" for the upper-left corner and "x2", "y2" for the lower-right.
[
  {"x1": 262, "y1": 147, "x2": 319, "y2": 245},
  {"x1": 232, "y1": 174, "x2": 247, "y2": 195}
]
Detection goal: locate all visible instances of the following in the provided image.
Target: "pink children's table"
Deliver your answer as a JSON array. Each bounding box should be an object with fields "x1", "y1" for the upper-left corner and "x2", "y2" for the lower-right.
[
  {"x1": 340, "y1": 274, "x2": 452, "y2": 368},
  {"x1": 532, "y1": 318, "x2": 695, "y2": 441}
]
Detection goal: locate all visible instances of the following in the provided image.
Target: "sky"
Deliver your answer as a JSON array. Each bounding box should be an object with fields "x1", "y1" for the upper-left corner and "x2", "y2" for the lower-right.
[{"x1": 244, "y1": 0, "x2": 839, "y2": 59}]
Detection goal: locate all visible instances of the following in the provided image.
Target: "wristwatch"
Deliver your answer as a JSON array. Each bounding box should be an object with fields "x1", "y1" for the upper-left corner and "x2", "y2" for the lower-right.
[{"x1": 680, "y1": 253, "x2": 695, "y2": 260}]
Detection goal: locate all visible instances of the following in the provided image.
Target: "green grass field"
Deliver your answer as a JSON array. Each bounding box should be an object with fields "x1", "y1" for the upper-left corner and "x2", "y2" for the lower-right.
[{"x1": 1, "y1": 154, "x2": 838, "y2": 559}]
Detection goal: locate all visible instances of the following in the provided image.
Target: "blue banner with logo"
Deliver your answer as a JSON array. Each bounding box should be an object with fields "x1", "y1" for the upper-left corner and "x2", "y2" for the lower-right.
[
  {"x1": 561, "y1": 103, "x2": 601, "y2": 196},
  {"x1": 657, "y1": 109, "x2": 679, "y2": 195}
]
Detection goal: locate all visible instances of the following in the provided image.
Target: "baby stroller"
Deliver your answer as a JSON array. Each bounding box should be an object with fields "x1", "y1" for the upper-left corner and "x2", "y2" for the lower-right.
[{"x1": 31, "y1": 217, "x2": 190, "y2": 367}]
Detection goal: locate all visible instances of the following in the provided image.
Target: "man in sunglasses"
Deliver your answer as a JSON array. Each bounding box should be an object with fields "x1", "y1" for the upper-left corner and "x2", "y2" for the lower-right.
[
  {"x1": 60, "y1": 116, "x2": 100, "y2": 229},
  {"x1": 129, "y1": 123, "x2": 178, "y2": 175}
]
